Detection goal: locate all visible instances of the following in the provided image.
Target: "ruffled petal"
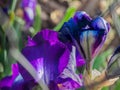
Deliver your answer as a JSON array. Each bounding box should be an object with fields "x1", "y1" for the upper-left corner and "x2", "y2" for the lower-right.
[
  {"x1": 56, "y1": 46, "x2": 83, "y2": 90},
  {"x1": 19, "y1": 30, "x2": 70, "y2": 85},
  {"x1": 32, "y1": 29, "x2": 60, "y2": 45}
]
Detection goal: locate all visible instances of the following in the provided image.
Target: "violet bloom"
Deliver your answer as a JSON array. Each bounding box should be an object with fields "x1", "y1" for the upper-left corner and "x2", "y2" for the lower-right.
[
  {"x1": 59, "y1": 11, "x2": 110, "y2": 63},
  {"x1": 21, "y1": 0, "x2": 36, "y2": 28},
  {"x1": 19, "y1": 30, "x2": 83, "y2": 90},
  {"x1": 0, "y1": 30, "x2": 83, "y2": 90},
  {"x1": 0, "y1": 11, "x2": 109, "y2": 90}
]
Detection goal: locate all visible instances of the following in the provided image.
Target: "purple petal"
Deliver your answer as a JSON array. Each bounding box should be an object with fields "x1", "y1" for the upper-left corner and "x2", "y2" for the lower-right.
[
  {"x1": 11, "y1": 74, "x2": 36, "y2": 90},
  {"x1": 59, "y1": 11, "x2": 92, "y2": 44},
  {"x1": 27, "y1": 36, "x2": 37, "y2": 46},
  {"x1": 32, "y1": 29, "x2": 60, "y2": 45},
  {"x1": 91, "y1": 17, "x2": 110, "y2": 33},
  {"x1": 11, "y1": 74, "x2": 25, "y2": 90},
  {"x1": 21, "y1": 0, "x2": 36, "y2": 27},
  {"x1": 56, "y1": 46, "x2": 83, "y2": 90},
  {"x1": 22, "y1": 0, "x2": 36, "y2": 9},
  {"x1": 0, "y1": 64, "x2": 19, "y2": 88},
  {"x1": 76, "y1": 50, "x2": 86, "y2": 67},
  {"x1": 73, "y1": 11, "x2": 92, "y2": 28},
  {"x1": 19, "y1": 30, "x2": 70, "y2": 85},
  {"x1": 91, "y1": 17, "x2": 110, "y2": 57},
  {"x1": 79, "y1": 29, "x2": 106, "y2": 62},
  {"x1": 78, "y1": 17, "x2": 110, "y2": 61},
  {"x1": 19, "y1": 30, "x2": 83, "y2": 89}
]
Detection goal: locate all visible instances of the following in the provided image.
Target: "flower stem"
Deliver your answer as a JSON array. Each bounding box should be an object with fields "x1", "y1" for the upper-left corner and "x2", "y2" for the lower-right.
[
  {"x1": 86, "y1": 61, "x2": 92, "y2": 77},
  {"x1": 83, "y1": 61, "x2": 92, "y2": 90}
]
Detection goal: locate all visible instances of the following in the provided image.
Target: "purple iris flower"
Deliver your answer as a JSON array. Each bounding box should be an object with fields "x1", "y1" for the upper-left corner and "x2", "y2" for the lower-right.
[
  {"x1": 79, "y1": 17, "x2": 110, "y2": 62},
  {"x1": 59, "y1": 11, "x2": 110, "y2": 62},
  {"x1": 21, "y1": 0, "x2": 36, "y2": 28},
  {"x1": 0, "y1": 30, "x2": 83, "y2": 90},
  {"x1": 0, "y1": 11, "x2": 109, "y2": 90}
]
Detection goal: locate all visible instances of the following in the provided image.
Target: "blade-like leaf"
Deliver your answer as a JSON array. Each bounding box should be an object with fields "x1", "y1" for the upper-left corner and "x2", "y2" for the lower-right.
[
  {"x1": 54, "y1": 7, "x2": 76, "y2": 31},
  {"x1": 33, "y1": 5, "x2": 41, "y2": 35}
]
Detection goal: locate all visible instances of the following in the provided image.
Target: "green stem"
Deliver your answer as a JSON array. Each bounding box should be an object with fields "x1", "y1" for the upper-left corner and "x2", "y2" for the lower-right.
[
  {"x1": 86, "y1": 60, "x2": 92, "y2": 77},
  {"x1": 10, "y1": 0, "x2": 17, "y2": 12}
]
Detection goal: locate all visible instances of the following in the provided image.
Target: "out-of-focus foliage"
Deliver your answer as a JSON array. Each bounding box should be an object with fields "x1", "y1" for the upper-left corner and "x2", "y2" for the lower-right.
[
  {"x1": 93, "y1": 49, "x2": 112, "y2": 71},
  {"x1": 102, "y1": 87, "x2": 109, "y2": 90},
  {"x1": 33, "y1": 5, "x2": 41, "y2": 35}
]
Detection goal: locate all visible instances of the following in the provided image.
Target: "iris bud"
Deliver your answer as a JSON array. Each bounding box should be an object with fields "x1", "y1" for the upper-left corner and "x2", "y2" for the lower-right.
[{"x1": 106, "y1": 46, "x2": 120, "y2": 79}]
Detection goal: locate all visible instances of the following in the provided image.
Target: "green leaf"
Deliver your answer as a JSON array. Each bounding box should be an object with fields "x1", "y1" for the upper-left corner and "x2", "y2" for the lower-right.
[
  {"x1": 54, "y1": 7, "x2": 76, "y2": 31},
  {"x1": 9, "y1": 0, "x2": 17, "y2": 24},
  {"x1": 10, "y1": 0, "x2": 17, "y2": 12},
  {"x1": 93, "y1": 49, "x2": 112, "y2": 71},
  {"x1": 33, "y1": 5, "x2": 41, "y2": 36},
  {"x1": 0, "y1": 26, "x2": 8, "y2": 64},
  {"x1": 13, "y1": 17, "x2": 24, "y2": 50},
  {"x1": 0, "y1": 26, "x2": 12, "y2": 78}
]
